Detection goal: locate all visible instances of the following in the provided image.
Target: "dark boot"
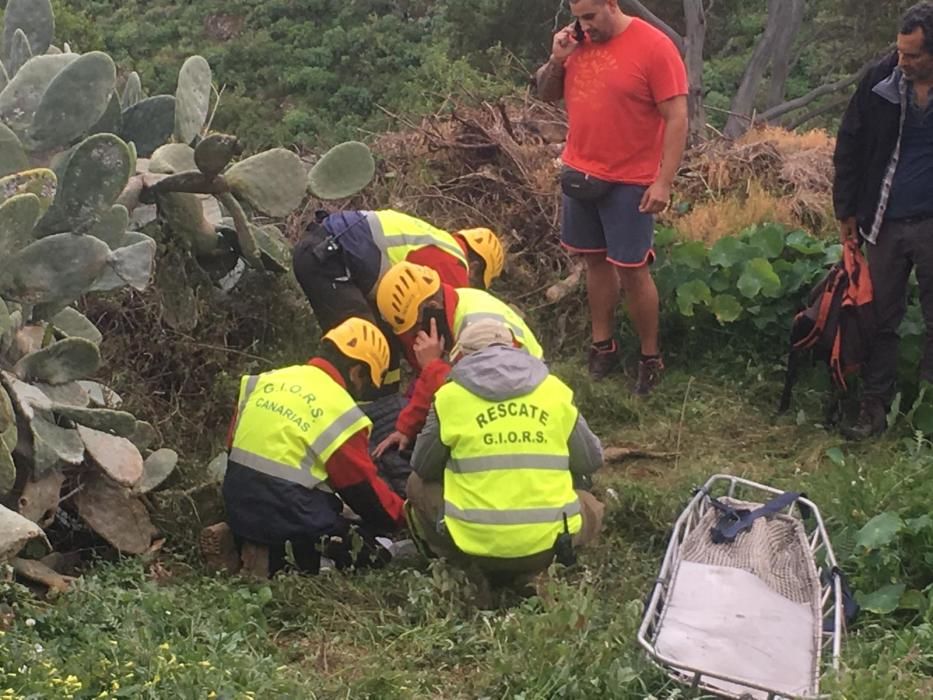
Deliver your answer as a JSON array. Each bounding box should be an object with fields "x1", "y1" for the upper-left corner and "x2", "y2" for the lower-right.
[
  {"x1": 588, "y1": 340, "x2": 620, "y2": 380},
  {"x1": 633, "y1": 356, "x2": 665, "y2": 396},
  {"x1": 841, "y1": 398, "x2": 887, "y2": 441},
  {"x1": 199, "y1": 522, "x2": 240, "y2": 575}
]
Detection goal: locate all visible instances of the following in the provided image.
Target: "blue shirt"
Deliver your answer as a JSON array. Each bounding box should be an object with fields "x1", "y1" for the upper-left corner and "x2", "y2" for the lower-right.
[{"x1": 886, "y1": 86, "x2": 933, "y2": 220}]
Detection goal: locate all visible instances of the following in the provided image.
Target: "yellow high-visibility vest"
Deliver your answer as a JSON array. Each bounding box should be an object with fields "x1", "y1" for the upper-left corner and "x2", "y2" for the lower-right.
[
  {"x1": 229, "y1": 365, "x2": 371, "y2": 489},
  {"x1": 365, "y1": 210, "x2": 468, "y2": 278},
  {"x1": 453, "y1": 288, "x2": 544, "y2": 359},
  {"x1": 434, "y1": 373, "x2": 580, "y2": 558}
]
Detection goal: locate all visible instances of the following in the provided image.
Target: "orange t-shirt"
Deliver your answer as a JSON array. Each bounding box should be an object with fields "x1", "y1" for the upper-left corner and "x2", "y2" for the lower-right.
[{"x1": 561, "y1": 18, "x2": 687, "y2": 185}]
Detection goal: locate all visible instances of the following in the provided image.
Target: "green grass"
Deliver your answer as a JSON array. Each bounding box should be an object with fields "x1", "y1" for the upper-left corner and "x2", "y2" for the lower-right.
[{"x1": 2, "y1": 355, "x2": 932, "y2": 699}]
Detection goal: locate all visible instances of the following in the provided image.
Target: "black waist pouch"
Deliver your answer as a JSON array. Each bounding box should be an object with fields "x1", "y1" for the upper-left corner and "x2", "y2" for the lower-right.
[{"x1": 560, "y1": 166, "x2": 614, "y2": 201}]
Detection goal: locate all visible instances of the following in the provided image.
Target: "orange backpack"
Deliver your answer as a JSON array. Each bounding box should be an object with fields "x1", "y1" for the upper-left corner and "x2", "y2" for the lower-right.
[{"x1": 779, "y1": 241, "x2": 875, "y2": 413}]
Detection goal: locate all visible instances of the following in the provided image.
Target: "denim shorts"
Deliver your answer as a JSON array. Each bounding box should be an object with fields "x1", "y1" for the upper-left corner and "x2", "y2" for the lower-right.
[{"x1": 560, "y1": 184, "x2": 655, "y2": 267}]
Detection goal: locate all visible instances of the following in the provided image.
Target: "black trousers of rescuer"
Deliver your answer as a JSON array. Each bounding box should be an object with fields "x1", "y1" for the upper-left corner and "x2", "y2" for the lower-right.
[
  {"x1": 863, "y1": 216, "x2": 933, "y2": 406},
  {"x1": 292, "y1": 227, "x2": 402, "y2": 393}
]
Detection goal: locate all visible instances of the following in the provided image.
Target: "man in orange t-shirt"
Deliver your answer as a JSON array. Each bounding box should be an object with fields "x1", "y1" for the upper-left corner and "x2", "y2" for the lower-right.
[{"x1": 537, "y1": 0, "x2": 688, "y2": 394}]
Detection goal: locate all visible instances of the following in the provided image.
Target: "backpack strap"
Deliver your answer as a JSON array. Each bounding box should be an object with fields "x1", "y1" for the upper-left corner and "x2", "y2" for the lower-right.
[
  {"x1": 778, "y1": 348, "x2": 800, "y2": 413},
  {"x1": 822, "y1": 566, "x2": 860, "y2": 632},
  {"x1": 707, "y1": 491, "x2": 810, "y2": 544}
]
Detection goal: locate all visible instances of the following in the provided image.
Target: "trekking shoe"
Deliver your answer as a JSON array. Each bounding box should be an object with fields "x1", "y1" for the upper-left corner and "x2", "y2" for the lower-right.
[
  {"x1": 633, "y1": 356, "x2": 664, "y2": 396},
  {"x1": 239, "y1": 541, "x2": 271, "y2": 580},
  {"x1": 199, "y1": 522, "x2": 240, "y2": 575},
  {"x1": 841, "y1": 398, "x2": 886, "y2": 441},
  {"x1": 588, "y1": 340, "x2": 620, "y2": 379}
]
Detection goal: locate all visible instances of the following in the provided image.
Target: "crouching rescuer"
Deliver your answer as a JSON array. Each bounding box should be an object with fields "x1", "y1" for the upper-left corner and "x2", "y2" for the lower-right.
[
  {"x1": 200, "y1": 318, "x2": 406, "y2": 577},
  {"x1": 405, "y1": 321, "x2": 605, "y2": 584}
]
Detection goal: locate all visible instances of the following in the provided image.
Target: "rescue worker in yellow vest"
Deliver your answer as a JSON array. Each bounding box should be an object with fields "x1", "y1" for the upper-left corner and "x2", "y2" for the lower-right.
[
  {"x1": 292, "y1": 209, "x2": 505, "y2": 392},
  {"x1": 406, "y1": 320, "x2": 605, "y2": 583},
  {"x1": 201, "y1": 318, "x2": 406, "y2": 578},
  {"x1": 372, "y1": 261, "x2": 544, "y2": 457}
]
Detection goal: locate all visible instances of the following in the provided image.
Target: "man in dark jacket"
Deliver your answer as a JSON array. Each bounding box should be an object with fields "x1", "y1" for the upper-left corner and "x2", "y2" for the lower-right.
[{"x1": 834, "y1": 2, "x2": 933, "y2": 439}]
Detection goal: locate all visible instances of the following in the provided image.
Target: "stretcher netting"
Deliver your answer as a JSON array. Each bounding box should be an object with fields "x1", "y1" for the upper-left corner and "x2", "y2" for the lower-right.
[{"x1": 639, "y1": 476, "x2": 845, "y2": 700}]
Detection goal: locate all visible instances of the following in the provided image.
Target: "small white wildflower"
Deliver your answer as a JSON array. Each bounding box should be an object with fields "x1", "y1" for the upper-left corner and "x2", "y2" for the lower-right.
[
  {"x1": 34, "y1": 643, "x2": 44, "y2": 653},
  {"x1": 25, "y1": 618, "x2": 36, "y2": 627}
]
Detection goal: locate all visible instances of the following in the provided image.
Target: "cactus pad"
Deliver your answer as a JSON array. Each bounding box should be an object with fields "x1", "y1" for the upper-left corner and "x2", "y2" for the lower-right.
[
  {"x1": 119, "y1": 94, "x2": 175, "y2": 158},
  {"x1": 150, "y1": 143, "x2": 196, "y2": 174},
  {"x1": 0, "y1": 300, "x2": 11, "y2": 352},
  {"x1": 78, "y1": 381, "x2": 122, "y2": 409},
  {"x1": 3, "y1": 0, "x2": 55, "y2": 63},
  {"x1": 121, "y1": 71, "x2": 141, "y2": 109},
  {"x1": 77, "y1": 424, "x2": 143, "y2": 487},
  {"x1": 174, "y1": 55, "x2": 212, "y2": 145},
  {"x1": 253, "y1": 223, "x2": 291, "y2": 273},
  {"x1": 195, "y1": 133, "x2": 240, "y2": 177},
  {"x1": 2, "y1": 232, "x2": 110, "y2": 307},
  {"x1": 16, "y1": 468, "x2": 64, "y2": 527},
  {"x1": 31, "y1": 410, "x2": 85, "y2": 476},
  {"x1": 308, "y1": 141, "x2": 375, "y2": 201},
  {"x1": 88, "y1": 90, "x2": 123, "y2": 137},
  {"x1": 135, "y1": 448, "x2": 179, "y2": 494},
  {"x1": 1, "y1": 369, "x2": 51, "y2": 420},
  {"x1": 0, "y1": 54, "x2": 76, "y2": 135},
  {"x1": 14, "y1": 336, "x2": 101, "y2": 385},
  {"x1": 156, "y1": 191, "x2": 218, "y2": 255},
  {"x1": 0, "y1": 193, "x2": 40, "y2": 256},
  {"x1": 107, "y1": 232, "x2": 156, "y2": 291},
  {"x1": 0, "y1": 121, "x2": 27, "y2": 176},
  {"x1": 88, "y1": 204, "x2": 130, "y2": 248},
  {"x1": 42, "y1": 133, "x2": 132, "y2": 235},
  {"x1": 29, "y1": 51, "x2": 117, "y2": 151},
  {"x1": 50, "y1": 307, "x2": 103, "y2": 346},
  {"x1": 35, "y1": 381, "x2": 89, "y2": 408},
  {"x1": 74, "y1": 471, "x2": 154, "y2": 554},
  {"x1": 129, "y1": 420, "x2": 157, "y2": 451},
  {"x1": 0, "y1": 504, "x2": 48, "y2": 563},
  {"x1": 224, "y1": 148, "x2": 306, "y2": 217},
  {"x1": 0, "y1": 168, "x2": 56, "y2": 215},
  {"x1": 53, "y1": 405, "x2": 137, "y2": 436},
  {"x1": 0, "y1": 434, "x2": 14, "y2": 498},
  {"x1": 6, "y1": 28, "x2": 32, "y2": 79}
]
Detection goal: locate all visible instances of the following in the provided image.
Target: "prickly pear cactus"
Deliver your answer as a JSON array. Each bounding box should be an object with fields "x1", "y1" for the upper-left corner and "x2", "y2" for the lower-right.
[{"x1": 0, "y1": 0, "x2": 381, "y2": 579}]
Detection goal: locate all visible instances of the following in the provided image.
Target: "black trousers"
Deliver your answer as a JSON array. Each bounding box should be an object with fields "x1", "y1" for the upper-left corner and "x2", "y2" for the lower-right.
[
  {"x1": 863, "y1": 217, "x2": 933, "y2": 405},
  {"x1": 292, "y1": 227, "x2": 402, "y2": 392}
]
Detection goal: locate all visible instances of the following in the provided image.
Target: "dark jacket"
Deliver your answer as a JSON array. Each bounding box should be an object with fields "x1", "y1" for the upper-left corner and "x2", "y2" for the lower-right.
[{"x1": 833, "y1": 53, "x2": 901, "y2": 232}]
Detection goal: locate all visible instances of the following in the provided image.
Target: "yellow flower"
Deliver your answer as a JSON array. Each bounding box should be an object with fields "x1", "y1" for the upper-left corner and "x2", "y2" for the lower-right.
[
  {"x1": 207, "y1": 692, "x2": 217, "y2": 699},
  {"x1": 158, "y1": 642, "x2": 170, "y2": 651},
  {"x1": 111, "y1": 680, "x2": 120, "y2": 692},
  {"x1": 199, "y1": 661, "x2": 211, "y2": 668}
]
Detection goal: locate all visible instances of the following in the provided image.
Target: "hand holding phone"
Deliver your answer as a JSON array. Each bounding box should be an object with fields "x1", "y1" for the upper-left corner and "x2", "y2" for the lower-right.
[{"x1": 573, "y1": 20, "x2": 586, "y2": 43}]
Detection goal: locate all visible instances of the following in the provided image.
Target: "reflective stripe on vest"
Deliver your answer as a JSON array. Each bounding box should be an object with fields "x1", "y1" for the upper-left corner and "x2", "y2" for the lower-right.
[
  {"x1": 435, "y1": 374, "x2": 580, "y2": 558},
  {"x1": 230, "y1": 365, "x2": 371, "y2": 490},
  {"x1": 365, "y1": 209, "x2": 468, "y2": 275},
  {"x1": 452, "y1": 288, "x2": 544, "y2": 359}
]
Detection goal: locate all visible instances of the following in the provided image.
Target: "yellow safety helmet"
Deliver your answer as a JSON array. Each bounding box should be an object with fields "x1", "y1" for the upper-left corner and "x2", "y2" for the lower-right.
[
  {"x1": 457, "y1": 228, "x2": 505, "y2": 288},
  {"x1": 376, "y1": 262, "x2": 441, "y2": 334},
  {"x1": 322, "y1": 317, "x2": 390, "y2": 387}
]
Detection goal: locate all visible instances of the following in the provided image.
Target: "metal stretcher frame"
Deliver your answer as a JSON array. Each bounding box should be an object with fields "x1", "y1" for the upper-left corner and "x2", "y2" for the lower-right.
[{"x1": 637, "y1": 474, "x2": 845, "y2": 700}]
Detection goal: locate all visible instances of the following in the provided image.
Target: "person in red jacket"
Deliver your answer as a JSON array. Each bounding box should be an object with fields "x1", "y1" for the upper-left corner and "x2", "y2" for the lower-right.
[
  {"x1": 200, "y1": 318, "x2": 406, "y2": 578},
  {"x1": 371, "y1": 263, "x2": 544, "y2": 458},
  {"x1": 292, "y1": 210, "x2": 506, "y2": 392}
]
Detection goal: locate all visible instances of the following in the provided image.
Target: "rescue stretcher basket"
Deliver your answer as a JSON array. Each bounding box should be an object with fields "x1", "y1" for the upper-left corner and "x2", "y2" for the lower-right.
[{"x1": 637, "y1": 474, "x2": 846, "y2": 699}]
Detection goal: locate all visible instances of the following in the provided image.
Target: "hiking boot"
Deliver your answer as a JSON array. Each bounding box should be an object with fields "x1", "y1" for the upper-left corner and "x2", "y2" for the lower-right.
[
  {"x1": 239, "y1": 541, "x2": 271, "y2": 580},
  {"x1": 588, "y1": 340, "x2": 620, "y2": 379},
  {"x1": 841, "y1": 398, "x2": 886, "y2": 441},
  {"x1": 633, "y1": 356, "x2": 664, "y2": 396},
  {"x1": 199, "y1": 522, "x2": 240, "y2": 575}
]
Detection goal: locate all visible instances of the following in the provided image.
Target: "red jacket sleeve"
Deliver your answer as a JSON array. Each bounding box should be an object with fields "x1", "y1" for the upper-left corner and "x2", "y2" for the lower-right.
[
  {"x1": 407, "y1": 247, "x2": 469, "y2": 288},
  {"x1": 395, "y1": 358, "x2": 452, "y2": 440},
  {"x1": 325, "y1": 429, "x2": 405, "y2": 532}
]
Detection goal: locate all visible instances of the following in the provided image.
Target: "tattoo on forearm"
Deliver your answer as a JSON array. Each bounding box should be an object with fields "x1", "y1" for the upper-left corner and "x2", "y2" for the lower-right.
[{"x1": 537, "y1": 61, "x2": 565, "y2": 101}]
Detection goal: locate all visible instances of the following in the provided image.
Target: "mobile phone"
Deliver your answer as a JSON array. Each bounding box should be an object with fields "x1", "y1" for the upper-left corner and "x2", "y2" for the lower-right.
[
  {"x1": 421, "y1": 307, "x2": 446, "y2": 335},
  {"x1": 573, "y1": 20, "x2": 585, "y2": 43}
]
